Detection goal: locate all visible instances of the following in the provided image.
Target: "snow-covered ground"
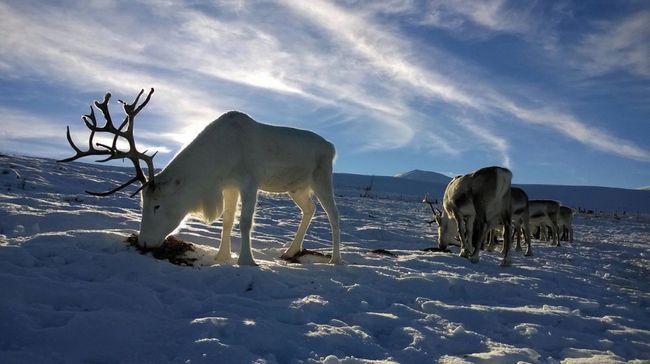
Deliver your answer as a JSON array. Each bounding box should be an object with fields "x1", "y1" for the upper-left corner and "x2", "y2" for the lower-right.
[{"x1": 1, "y1": 155, "x2": 649, "y2": 363}]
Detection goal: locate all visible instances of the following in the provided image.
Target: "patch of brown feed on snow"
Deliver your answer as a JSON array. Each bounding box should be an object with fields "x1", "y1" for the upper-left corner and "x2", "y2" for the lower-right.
[{"x1": 126, "y1": 234, "x2": 197, "y2": 266}]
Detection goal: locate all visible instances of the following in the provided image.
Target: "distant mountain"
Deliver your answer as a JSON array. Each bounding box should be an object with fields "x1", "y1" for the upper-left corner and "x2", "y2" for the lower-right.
[
  {"x1": 395, "y1": 169, "x2": 452, "y2": 185},
  {"x1": 639, "y1": 186, "x2": 650, "y2": 191}
]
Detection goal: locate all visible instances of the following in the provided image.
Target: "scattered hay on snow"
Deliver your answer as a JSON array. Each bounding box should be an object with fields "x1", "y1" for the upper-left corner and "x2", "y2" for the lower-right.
[
  {"x1": 281, "y1": 249, "x2": 332, "y2": 264},
  {"x1": 126, "y1": 233, "x2": 197, "y2": 266}
]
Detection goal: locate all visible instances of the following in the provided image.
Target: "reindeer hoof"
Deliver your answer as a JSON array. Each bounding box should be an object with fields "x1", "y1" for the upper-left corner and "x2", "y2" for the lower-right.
[
  {"x1": 215, "y1": 252, "x2": 232, "y2": 263},
  {"x1": 459, "y1": 249, "x2": 470, "y2": 258},
  {"x1": 237, "y1": 257, "x2": 258, "y2": 266},
  {"x1": 500, "y1": 258, "x2": 512, "y2": 267},
  {"x1": 515, "y1": 246, "x2": 522, "y2": 252},
  {"x1": 524, "y1": 250, "x2": 532, "y2": 257},
  {"x1": 279, "y1": 253, "x2": 296, "y2": 261},
  {"x1": 469, "y1": 255, "x2": 480, "y2": 264}
]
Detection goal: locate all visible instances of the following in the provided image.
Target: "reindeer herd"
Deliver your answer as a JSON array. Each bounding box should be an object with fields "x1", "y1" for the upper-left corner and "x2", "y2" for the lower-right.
[
  {"x1": 426, "y1": 167, "x2": 574, "y2": 266},
  {"x1": 60, "y1": 89, "x2": 573, "y2": 267}
]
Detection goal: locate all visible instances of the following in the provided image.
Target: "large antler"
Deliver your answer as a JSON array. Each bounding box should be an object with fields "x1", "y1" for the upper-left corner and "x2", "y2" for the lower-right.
[{"x1": 58, "y1": 88, "x2": 156, "y2": 197}]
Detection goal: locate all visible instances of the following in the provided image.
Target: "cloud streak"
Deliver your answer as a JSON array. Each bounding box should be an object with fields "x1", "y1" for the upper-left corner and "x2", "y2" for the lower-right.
[
  {"x1": 498, "y1": 101, "x2": 650, "y2": 162},
  {"x1": 576, "y1": 11, "x2": 650, "y2": 78}
]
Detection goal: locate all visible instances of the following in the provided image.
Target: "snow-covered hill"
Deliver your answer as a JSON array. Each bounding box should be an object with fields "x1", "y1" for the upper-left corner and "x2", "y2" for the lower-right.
[
  {"x1": 1, "y1": 154, "x2": 649, "y2": 363},
  {"x1": 395, "y1": 169, "x2": 452, "y2": 185}
]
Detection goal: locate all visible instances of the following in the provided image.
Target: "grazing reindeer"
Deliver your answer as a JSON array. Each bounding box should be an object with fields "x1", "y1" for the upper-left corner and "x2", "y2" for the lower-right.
[
  {"x1": 423, "y1": 194, "x2": 458, "y2": 249},
  {"x1": 558, "y1": 205, "x2": 574, "y2": 243},
  {"x1": 436, "y1": 166, "x2": 513, "y2": 266},
  {"x1": 59, "y1": 88, "x2": 342, "y2": 266},
  {"x1": 528, "y1": 199, "x2": 561, "y2": 246}
]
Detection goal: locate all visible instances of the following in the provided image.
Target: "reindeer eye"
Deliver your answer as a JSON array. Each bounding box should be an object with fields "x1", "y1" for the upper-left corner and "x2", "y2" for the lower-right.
[{"x1": 154, "y1": 205, "x2": 160, "y2": 211}]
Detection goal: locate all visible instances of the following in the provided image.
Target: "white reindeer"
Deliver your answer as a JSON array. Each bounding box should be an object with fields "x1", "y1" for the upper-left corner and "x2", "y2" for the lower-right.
[
  {"x1": 434, "y1": 166, "x2": 513, "y2": 266},
  {"x1": 60, "y1": 88, "x2": 342, "y2": 266}
]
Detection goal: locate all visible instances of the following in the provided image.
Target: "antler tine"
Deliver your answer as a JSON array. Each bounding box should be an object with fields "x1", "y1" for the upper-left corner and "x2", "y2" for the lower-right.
[
  {"x1": 86, "y1": 176, "x2": 140, "y2": 197},
  {"x1": 119, "y1": 88, "x2": 154, "y2": 119},
  {"x1": 64, "y1": 126, "x2": 81, "y2": 153},
  {"x1": 93, "y1": 93, "x2": 117, "y2": 131},
  {"x1": 132, "y1": 88, "x2": 154, "y2": 116},
  {"x1": 118, "y1": 88, "x2": 143, "y2": 112},
  {"x1": 58, "y1": 124, "x2": 112, "y2": 163},
  {"x1": 58, "y1": 127, "x2": 84, "y2": 163},
  {"x1": 82, "y1": 107, "x2": 96, "y2": 129}
]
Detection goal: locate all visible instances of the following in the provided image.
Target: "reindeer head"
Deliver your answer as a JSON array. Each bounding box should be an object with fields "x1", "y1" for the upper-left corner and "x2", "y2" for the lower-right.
[
  {"x1": 423, "y1": 194, "x2": 455, "y2": 249},
  {"x1": 436, "y1": 211, "x2": 458, "y2": 250},
  {"x1": 138, "y1": 176, "x2": 188, "y2": 248},
  {"x1": 59, "y1": 88, "x2": 181, "y2": 247}
]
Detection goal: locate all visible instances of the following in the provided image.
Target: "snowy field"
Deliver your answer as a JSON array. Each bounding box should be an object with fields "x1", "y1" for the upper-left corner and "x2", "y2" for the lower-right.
[{"x1": 1, "y1": 154, "x2": 649, "y2": 363}]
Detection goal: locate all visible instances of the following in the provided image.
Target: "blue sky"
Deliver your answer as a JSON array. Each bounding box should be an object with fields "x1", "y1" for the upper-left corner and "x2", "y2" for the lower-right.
[{"x1": 1, "y1": 0, "x2": 649, "y2": 189}]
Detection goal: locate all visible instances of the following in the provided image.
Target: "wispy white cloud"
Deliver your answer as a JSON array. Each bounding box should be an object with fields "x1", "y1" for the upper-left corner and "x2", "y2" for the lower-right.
[
  {"x1": 497, "y1": 100, "x2": 650, "y2": 162},
  {"x1": 421, "y1": 0, "x2": 532, "y2": 35},
  {"x1": 456, "y1": 117, "x2": 511, "y2": 168},
  {"x1": 576, "y1": 11, "x2": 650, "y2": 78},
  {"x1": 360, "y1": 0, "x2": 535, "y2": 37},
  {"x1": 280, "y1": 0, "x2": 476, "y2": 107}
]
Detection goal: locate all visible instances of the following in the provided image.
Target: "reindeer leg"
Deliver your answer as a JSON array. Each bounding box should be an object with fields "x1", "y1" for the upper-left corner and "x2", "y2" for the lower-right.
[
  {"x1": 514, "y1": 223, "x2": 523, "y2": 252},
  {"x1": 457, "y1": 213, "x2": 472, "y2": 258},
  {"x1": 487, "y1": 228, "x2": 497, "y2": 252},
  {"x1": 313, "y1": 172, "x2": 342, "y2": 265},
  {"x1": 470, "y1": 219, "x2": 486, "y2": 264},
  {"x1": 281, "y1": 188, "x2": 315, "y2": 259},
  {"x1": 215, "y1": 189, "x2": 239, "y2": 262},
  {"x1": 237, "y1": 185, "x2": 258, "y2": 266},
  {"x1": 501, "y1": 219, "x2": 513, "y2": 267},
  {"x1": 551, "y1": 217, "x2": 561, "y2": 247}
]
